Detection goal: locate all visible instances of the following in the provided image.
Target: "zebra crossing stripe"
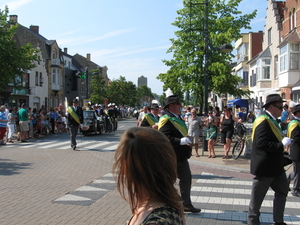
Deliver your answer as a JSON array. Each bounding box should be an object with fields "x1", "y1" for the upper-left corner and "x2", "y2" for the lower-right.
[
  {"x1": 39, "y1": 141, "x2": 71, "y2": 148},
  {"x1": 20, "y1": 141, "x2": 54, "y2": 148},
  {"x1": 188, "y1": 173, "x2": 300, "y2": 224},
  {"x1": 102, "y1": 144, "x2": 119, "y2": 151},
  {"x1": 53, "y1": 173, "x2": 116, "y2": 206}
]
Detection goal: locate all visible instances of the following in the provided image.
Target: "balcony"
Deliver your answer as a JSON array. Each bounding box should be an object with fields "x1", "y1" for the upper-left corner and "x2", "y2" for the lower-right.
[
  {"x1": 278, "y1": 71, "x2": 300, "y2": 88},
  {"x1": 52, "y1": 59, "x2": 60, "y2": 65},
  {"x1": 12, "y1": 88, "x2": 28, "y2": 95},
  {"x1": 52, "y1": 83, "x2": 60, "y2": 91}
]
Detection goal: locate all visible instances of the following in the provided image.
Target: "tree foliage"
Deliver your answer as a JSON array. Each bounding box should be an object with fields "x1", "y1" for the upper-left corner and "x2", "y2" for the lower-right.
[
  {"x1": 106, "y1": 76, "x2": 137, "y2": 106},
  {"x1": 136, "y1": 85, "x2": 154, "y2": 106},
  {"x1": 0, "y1": 6, "x2": 39, "y2": 92},
  {"x1": 90, "y1": 68, "x2": 106, "y2": 104},
  {"x1": 157, "y1": 0, "x2": 257, "y2": 106}
]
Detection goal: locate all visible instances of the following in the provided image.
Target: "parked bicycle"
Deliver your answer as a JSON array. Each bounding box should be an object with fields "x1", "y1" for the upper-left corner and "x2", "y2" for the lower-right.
[{"x1": 232, "y1": 123, "x2": 252, "y2": 159}]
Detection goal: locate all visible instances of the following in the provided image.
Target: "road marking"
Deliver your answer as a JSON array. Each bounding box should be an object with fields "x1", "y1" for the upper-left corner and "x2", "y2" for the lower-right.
[
  {"x1": 187, "y1": 172, "x2": 300, "y2": 224},
  {"x1": 54, "y1": 194, "x2": 91, "y2": 202},
  {"x1": 53, "y1": 173, "x2": 116, "y2": 206},
  {"x1": 39, "y1": 141, "x2": 71, "y2": 148}
]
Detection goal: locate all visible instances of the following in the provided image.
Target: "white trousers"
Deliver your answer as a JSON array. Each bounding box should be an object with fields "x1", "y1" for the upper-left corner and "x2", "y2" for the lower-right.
[{"x1": 7, "y1": 124, "x2": 15, "y2": 139}]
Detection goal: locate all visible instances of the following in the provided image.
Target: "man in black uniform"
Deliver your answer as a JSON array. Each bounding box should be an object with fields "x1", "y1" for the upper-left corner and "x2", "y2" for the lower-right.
[
  {"x1": 140, "y1": 103, "x2": 160, "y2": 129},
  {"x1": 287, "y1": 104, "x2": 300, "y2": 197},
  {"x1": 158, "y1": 94, "x2": 201, "y2": 213},
  {"x1": 67, "y1": 99, "x2": 83, "y2": 150},
  {"x1": 248, "y1": 94, "x2": 292, "y2": 225}
]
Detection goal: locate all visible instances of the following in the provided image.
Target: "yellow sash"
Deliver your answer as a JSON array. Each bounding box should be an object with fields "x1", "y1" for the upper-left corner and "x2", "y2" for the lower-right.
[
  {"x1": 67, "y1": 106, "x2": 80, "y2": 124},
  {"x1": 158, "y1": 115, "x2": 188, "y2": 136},
  {"x1": 144, "y1": 114, "x2": 158, "y2": 126},
  {"x1": 287, "y1": 120, "x2": 300, "y2": 138},
  {"x1": 251, "y1": 115, "x2": 283, "y2": 142}
]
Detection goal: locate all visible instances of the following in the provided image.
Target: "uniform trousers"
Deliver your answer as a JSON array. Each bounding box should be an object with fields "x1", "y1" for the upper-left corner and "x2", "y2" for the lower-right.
[
  {"x1": 288, "y1": 161, "x2": 300, "y2": 193},
  {"x1": 69, "y1": 124, "x2": 79, "y2": 147},
  {"x1": 248, "y1": 171, "x2": 289, "y2": 225},
  {"x1": 177, "y1": 159, "x2": 192, "y2": 206}
]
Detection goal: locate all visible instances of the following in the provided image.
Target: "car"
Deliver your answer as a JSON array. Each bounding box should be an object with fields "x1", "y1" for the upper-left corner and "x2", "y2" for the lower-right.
[{"x1": 80, "y1": 110, "x2": 104, "y2": 135}]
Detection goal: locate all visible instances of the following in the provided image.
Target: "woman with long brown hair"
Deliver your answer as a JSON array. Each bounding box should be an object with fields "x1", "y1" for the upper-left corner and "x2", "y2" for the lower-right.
[{"x1": 113, "y1": 127, "x2": 185, "y2": 225}]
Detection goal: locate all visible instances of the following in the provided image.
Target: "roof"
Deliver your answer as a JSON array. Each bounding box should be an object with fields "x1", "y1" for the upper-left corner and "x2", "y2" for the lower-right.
[
  {"x1": 247, "y1": 46, "x2": 271, "y2": 64},
  {"x1": 279, "y1": 29, "x2": 300, "y2": 47}
]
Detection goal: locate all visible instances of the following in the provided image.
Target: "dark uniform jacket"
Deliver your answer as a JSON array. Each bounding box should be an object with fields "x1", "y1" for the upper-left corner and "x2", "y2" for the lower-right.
[
  {"x1": 159, "y1": 111, "x2": 191, "y2": 162},
  {"x1": 68, "y1": 106, "x2": 83, "y2": 126},
  {"x1": 140, "y1": 113, "x2": 159, "y2": 127},
  {"x1": 289, "y1": 119, "x2": 300, "y2": 161},
  {"x1": 251, "y1": 112, "x2": 286, "y2": 177}
]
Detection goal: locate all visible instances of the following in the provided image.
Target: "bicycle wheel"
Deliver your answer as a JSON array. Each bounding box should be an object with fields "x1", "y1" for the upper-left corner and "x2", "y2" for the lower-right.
[{"x1": 232, "y1": 139, "x2": 245, "y2": 159}]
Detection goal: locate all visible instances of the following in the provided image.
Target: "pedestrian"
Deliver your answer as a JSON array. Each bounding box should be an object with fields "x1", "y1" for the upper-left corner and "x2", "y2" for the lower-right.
[
  {"x1": 247, "y1": 110, "x2": 256, "y2": 123},
  {"x1": 187, "y1": 108, "x2": 202, "y2": 157},
  {"x1": 7, "y1": 108, "x2": 17, "y2": 143},
  {"x1": 206, "y1": 110, "x2": 218, "y2": 158},
  {"x1": 248, "y1": 93, "x2": 292, "y2": 225},
  {"x1": 140, "y1": 103, "x2": 160, "y2": 129},
  {"x1": 0, "y1": 105, "x2": 8, "y2": 145},
  {"x1": 219, "y1": 107, "x2": 242, "y2": 159},
  {"x1": 280, "y1": 104, "x2": 289, "y2": 130},
  {"x1": 158, "y1": 92, "x2": 201, "y2": 213},
  {"x1": 66, "y1": 99, "x2": 83, "y2": 150},
  {"x1": 18, "y1": 103, "x2": 29, "y2": 142},
  {"x1": 287, "y1": 104, "x2": 300, "y2": 197},
  {"x1": 136, "y1": 106, "x2": 149, "y2": 127},
  {"x1": 113, "y1": 127, "x2": 185, "y2": 225}
]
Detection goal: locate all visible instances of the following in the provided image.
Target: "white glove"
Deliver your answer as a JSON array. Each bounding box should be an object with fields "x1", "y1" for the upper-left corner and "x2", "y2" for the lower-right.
[
  {"x1": 180, "y1": 137, "x2": 192, "y2": 145},
  {"x1": 282, "y1": 137, "x2": 292, "y2": 147}
]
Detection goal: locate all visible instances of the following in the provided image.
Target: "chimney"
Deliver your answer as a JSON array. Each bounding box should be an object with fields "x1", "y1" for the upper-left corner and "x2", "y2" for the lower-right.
[
  {"x1": 87, "y1": 53, "x2": 91, "y2": 62},
  {"x1": 9, "y1": 15, "x2": 18, "y2": 23},
  {"x1": 30, "y1": 25, "x2": 39, "y2": 34},
  {"x1": 64, "y1": 48, "x2": 68, "y2": 53}
]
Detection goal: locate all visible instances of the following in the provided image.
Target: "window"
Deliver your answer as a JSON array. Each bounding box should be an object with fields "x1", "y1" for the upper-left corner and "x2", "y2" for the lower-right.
[
  {"x1": 22, "y1": 73, "x2": 29, "y2": 88},
  {"x1": 274, "y1": 55, "x2": 278, "y2": 79},
  {"x1": 35, "y1": 72, "x2": 39, "y2": 86},
  {"x1": 53, "y1": 69, "x2": 56, "y2": 84},
  {"x1": 262, "y1": 59, "x2": 271, "y2": 79},
  {"x1": 40, "y1": 73, "x2": 43, "y2": 86},
  {"x1": 280, "y1": 44, "x2": 288, "y2": 72},
  {"x1": 268, "y1": 28, "x2": 272, "y2": 45},
  {"x1": 52, "y1": 49, "x2": 57, "y2": 59},
  {"x1": 290, "y1": 43, "x2": 299, "y2": 70},
  {"x1": 290, "y1": 9, "x2": 296, "y2": 30}
]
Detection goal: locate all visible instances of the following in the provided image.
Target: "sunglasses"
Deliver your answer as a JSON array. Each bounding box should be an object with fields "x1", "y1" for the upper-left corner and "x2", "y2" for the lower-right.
[{"x1": 272, "y1": 105, "x2": 283, "y2": 110}]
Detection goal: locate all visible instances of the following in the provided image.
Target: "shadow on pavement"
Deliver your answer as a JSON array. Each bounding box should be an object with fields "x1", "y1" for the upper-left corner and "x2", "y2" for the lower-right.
[{"x1": 0, "y1": 158, "x2": 33, "y2": 176}]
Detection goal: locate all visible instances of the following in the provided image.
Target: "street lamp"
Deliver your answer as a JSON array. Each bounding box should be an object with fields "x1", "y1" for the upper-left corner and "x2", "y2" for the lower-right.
[{"x1": 189, "y1": 0, "x2": 233, "y2": 152}]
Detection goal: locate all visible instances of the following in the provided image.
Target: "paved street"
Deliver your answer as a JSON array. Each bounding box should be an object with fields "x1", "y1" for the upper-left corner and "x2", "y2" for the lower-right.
[{"x1": 1, "y1": 118, "x2": 300, "y2": 225}]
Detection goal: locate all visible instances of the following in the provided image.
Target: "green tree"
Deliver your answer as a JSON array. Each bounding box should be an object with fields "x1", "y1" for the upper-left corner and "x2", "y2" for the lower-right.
[
  {"x1": 90, "y1": 68, "x2": 106, "y2": 104},
  {"x1": 0, "y1": 6, "x2": 39, "y2": 92},
  {"x1": 136, "y1": 85, "x2": 154, "y2": 107},
  {"x1": 106, "y1": 76, "x2": 137, "y2": 106},
  {"x1": 157, "y1": 0, "x2": 257, "y2": 107}
]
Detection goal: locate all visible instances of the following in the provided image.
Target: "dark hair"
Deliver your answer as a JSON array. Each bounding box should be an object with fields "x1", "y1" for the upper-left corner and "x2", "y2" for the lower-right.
[{"x1": 113, "y1": 127, "x2": 184, "y2": 219}]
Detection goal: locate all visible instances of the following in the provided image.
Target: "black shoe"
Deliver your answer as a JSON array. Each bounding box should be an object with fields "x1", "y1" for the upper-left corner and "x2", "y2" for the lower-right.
[
  {"x1": 21, "y1": 140, "x2": 27, "y2": 142},
  {"x1": 274, "y1": 223, "x2": 287, "y2": 225},
  {"x1": 73, "y1": 145, "x2": 76, "y2": 150},
  {"x1": 183, "y1": 204, "x2": 201, "y2": 213}
]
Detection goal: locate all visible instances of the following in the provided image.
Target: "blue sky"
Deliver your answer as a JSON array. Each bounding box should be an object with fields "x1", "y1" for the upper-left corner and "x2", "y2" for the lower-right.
[{"x1": 1, "y1": 0, "x2": 267, "y2": 95}]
